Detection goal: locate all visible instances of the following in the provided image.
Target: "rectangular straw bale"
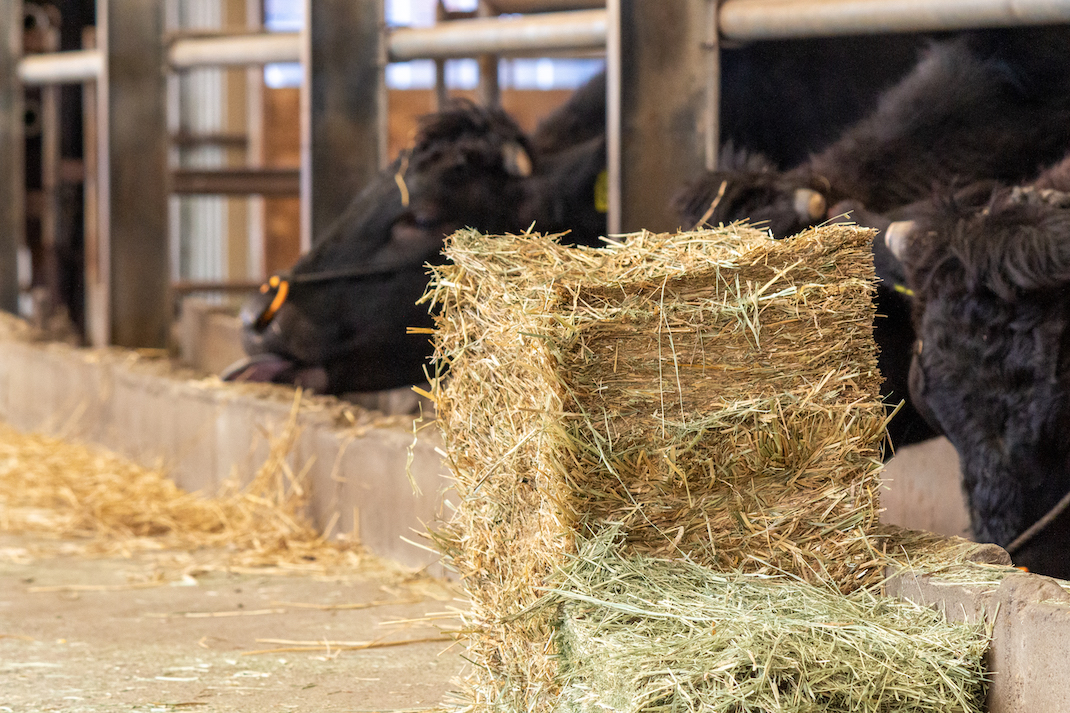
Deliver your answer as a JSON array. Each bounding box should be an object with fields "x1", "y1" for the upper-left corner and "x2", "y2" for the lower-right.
[{"x1": 425, "y1": 225, "x2": 887, "y2": 711}]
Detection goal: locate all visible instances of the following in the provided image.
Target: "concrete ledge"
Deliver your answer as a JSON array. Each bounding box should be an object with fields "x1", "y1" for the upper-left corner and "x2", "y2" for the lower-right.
[
  {"x1": 881, "y1": 436, "x2": 970, "y2": 539},
  {"x1": 887, "y1": 545, "x2": 1070, "y2": 712},
  {"x1": 0, "y1": 335, "x2": 451, "y2": 573}
]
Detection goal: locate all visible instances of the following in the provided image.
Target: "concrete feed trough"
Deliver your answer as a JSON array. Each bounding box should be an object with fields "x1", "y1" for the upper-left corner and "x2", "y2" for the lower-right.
[{"x1": 0, "y1": 327, "x2": 449, "y2": 573}]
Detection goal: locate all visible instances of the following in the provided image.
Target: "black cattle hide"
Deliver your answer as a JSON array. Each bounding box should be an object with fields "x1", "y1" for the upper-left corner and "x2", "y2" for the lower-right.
[
  {"x1": 230, "y1": 100, "x2": 535, "y2": 394},
  {"x1": 895, "y1": 155, "x2": 1070, "y2": 578},
  {"x1": 678, "y1": 27, "x2": 1070, "y2": 240},
  {"x1": 678, "y1": 27, "x2": 1070, "y2": 453}
]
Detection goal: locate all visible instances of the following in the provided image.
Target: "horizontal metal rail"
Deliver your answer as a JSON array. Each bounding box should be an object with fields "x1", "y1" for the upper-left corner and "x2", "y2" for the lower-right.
[
  {"x1": 719, "y1": 0, "x2": 1070, "y2": 40},
  {"x1": 389, "y1": 9, "x2": 607, "y2": 60},
  {"x1": 169, "y1": 32, "x2": 301, "y2": 69},
  {"x1": 170, "y1": 168, "x2": 300, "y2": 196},
  {"x1": 17, "y1": 49, "x2": 102, "y2": 86},
  {"x1": 17, "y1": 1, "x2": 1070, "y2": 84},
  {"x1": 488, "y1": 0, "x2": 606, "y2": 13}
]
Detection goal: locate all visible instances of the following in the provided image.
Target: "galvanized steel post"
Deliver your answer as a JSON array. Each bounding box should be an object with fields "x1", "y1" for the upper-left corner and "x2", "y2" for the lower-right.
[
  {"x1": 0, "y1": 0, "x2": 23, "y2": 314},
  {"x1": 99, "y1": 0, "x2": 170, "y2": 347},
  {"x1": 301, "y1": 1, "x2": 386, "y2": 251},
  {"x1": 608, "y1": 0, "x2": 714, "y2": 234}
]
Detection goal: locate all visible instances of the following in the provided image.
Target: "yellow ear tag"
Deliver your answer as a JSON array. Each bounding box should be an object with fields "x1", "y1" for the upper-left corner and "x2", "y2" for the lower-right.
[
  {"x1": 594, "y1": 170, "x2": 609, "y2": 214},
  {"x1": 258, "y1": 279, "x2": 290, "y2": 326}
]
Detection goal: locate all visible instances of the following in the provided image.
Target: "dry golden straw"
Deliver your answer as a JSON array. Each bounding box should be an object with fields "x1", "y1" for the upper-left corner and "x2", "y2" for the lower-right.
[
  {"x1": 0, "y1": 392, "x2": 362, "y2": 570},
  {"x1": 423, "y1": 225, "x2": 901, "y2": 711}
]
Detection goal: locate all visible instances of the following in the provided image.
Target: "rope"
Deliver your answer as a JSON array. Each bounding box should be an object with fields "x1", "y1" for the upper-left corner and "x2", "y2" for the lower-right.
[{"x1": 1005, "y1": 487, "x2": 1070, "y2": 555}]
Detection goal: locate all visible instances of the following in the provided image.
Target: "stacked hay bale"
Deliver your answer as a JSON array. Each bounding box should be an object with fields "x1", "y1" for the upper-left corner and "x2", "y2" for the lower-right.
[
  {"x1": 425, "y1": 225, "x2": 981, "y2": 711},
  {"x1": 549, "y1": 531, "x2": 988, "y2": 713}
]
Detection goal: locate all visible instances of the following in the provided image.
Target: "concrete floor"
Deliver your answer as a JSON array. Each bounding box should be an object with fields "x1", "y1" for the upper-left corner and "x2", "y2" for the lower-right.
[{"x1": 0, "y1": 533, "x2": 467, "y2": 712}]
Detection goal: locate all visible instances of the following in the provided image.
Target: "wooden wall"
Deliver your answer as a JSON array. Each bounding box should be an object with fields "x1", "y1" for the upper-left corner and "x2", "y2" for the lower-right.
[{"x1": 262, "y1": 87, "x2": 574, "y2": 274}]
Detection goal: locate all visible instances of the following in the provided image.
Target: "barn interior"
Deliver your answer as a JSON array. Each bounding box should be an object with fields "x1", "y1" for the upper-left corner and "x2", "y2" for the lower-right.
[{"x1": 2, "y1": 1, "x2": 1070, "y2": 712}]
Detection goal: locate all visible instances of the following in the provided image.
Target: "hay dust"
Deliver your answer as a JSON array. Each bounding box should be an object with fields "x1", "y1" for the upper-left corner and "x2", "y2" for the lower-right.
[{"x1": 420, "y1": 226, "x2": 992, "y2": 713}]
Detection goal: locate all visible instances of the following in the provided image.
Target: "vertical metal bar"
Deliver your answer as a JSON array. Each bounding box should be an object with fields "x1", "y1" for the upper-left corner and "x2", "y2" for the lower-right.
[
  {"x1": 433, "y1": 2, "x2": 449, "y2": 110},
  {"x1": 610, "y1": 0, "x2": 712, "y2": 233},
  {"x1": 301, "y1": 0, "x2": 385, "y2": 250},
  {"x1": 82, "y1": 26, "x2": 105, "y2": 346},
  {"x1": 434, "y1": 58, "x2": 448, "y2": 110},
  {"x1": 605, "y1": 0, "x2": 622, "y2": 235},
  {"x1": 705, "y1": 0, "x2": 719, "y2": 172},
  {"x1": 100, "y1": 0, "x2": 170, "y2": 347},
  {"x1": 477, "y1": 54, "x2": 500, "y2": 106},
  {"x1": 245, "y1": 0, "x2": 265, "y2": 278},
  {"x1": 0, "y1": 0, "x2": 23, "y2": 314},
  {"x1": 40, "y1": 20, "x2": 61, "y2": 318},
  {"x1": 477, "y1": 0, "x2": 501, "y2": 107},
  {"x1": 224, "y1": 0, "x2": 248, "y2": 280}
]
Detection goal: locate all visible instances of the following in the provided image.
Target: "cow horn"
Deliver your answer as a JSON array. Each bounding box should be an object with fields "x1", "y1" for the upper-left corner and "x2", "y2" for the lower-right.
[
  {"x1": 793, "y1": 188, "x2": 827, "y2": 221},
  {"x1": 884, "y1": 220, "x2": 916, "y2": 260},
  {"x1": 502, "y1": 141, "x2": 533, "y2": 177}
]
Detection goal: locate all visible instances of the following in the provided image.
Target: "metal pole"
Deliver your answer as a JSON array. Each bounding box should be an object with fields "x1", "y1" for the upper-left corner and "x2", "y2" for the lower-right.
[
  {"x1": 17, "y1": 50, "x2": 103, "y2": 86},
  {"x1": 606, "y1": 0, "x2": 621, "y2": 235},
  {"x1": 719, "y1": 0, "x2": 1070, "y2": 40},
  {"x1": 608, "y1": 0, "x2": 711, "y2": 234},
  {"x1": 433, "y1": 2, "x2": 448, "y2": 111},
  {"x1": 39, "y1": 16, "x2": 61, "y2": 322},
  {"x1": 477, "y1": 0, "x2": 501, "y2": 108},
  {"x1": 490, "y1": 0, "x2": 606, "y2": 11},
  {"x1": 82, "y1": 27, "x2": 106, "y2": 347},
  {"x1": 169, "y1": 32, "x2": 300, "y2": 69},
  {"x1": 389, "y1": 9, "x2": 607, "y2": 60},
  {"x1": 301, "y1": 1, "x2": 385, "y2": 250},
  {"x1": 100, "y1": 0, "x2": 170, "y2": 348},
  {"x1": 0, "y1": 0, "x2": 22, "y2": 314},
  {"x1": 22, "y1": 11, "x2": 607, "y2": 86},
  {"x1": 705, "y1": 0, "x2": 719, "y2": 172}
]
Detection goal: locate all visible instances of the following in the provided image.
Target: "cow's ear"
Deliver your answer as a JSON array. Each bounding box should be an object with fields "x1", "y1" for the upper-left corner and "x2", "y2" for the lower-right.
[
  {"x1": 885, "y1": 220, "x2": 917, "y2": 261},
  {"x1": 502, "y1": 141, "x2": 533, "y2": 177},
  {"x1": 793, "y1": 188, "x2": 827, "y2": 222}
]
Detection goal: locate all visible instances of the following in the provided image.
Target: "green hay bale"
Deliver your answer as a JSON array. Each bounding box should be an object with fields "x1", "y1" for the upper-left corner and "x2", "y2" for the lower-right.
[{"x1": 546, "y1": 532, "x2": 989, "y2": 713}]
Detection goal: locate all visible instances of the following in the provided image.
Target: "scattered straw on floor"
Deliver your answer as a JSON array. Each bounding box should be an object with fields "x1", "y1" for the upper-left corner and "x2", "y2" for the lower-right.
[
  {"x1": 0, "y1": 392, "x2": 362, "y2": 571},
  {"x1": 542, "y1": 531, "x2": 988, "y2": 713}
]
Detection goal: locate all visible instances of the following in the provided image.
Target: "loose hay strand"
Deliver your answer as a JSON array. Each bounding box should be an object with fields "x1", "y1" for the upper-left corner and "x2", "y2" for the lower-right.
[{"x1": 0, "y1": 392, "x2": 362, "y2": 570}]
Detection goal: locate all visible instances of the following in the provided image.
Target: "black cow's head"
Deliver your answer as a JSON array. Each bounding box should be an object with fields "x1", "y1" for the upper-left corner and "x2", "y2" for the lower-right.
[
  {"x1": 673, "y1": 146, "x2": 828, "y2": 238},
  {"x1": 227, "y1": 100, "x2": 534, "y2": 395},
  {"x1": 891, "y1": 185, "x2": 1070, "y2": 577}
]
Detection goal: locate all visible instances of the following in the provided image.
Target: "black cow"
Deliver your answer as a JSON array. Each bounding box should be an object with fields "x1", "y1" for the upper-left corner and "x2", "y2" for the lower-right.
[
  {"x1": 522, "y1": 70, "x2": 609, "y2": 249},
  {"x1": 677, "y1": 28, "x2": 1070, "y2": 452},
  {"x1": 226, "y1": 100, "x2": 536, "y2": 394},
  {"x1": 677, "y1": 28, "x2": 1070, "y2": 240},
  {"x1": 885, "y1": 155, "x2": 1070, "y2": 578}
]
